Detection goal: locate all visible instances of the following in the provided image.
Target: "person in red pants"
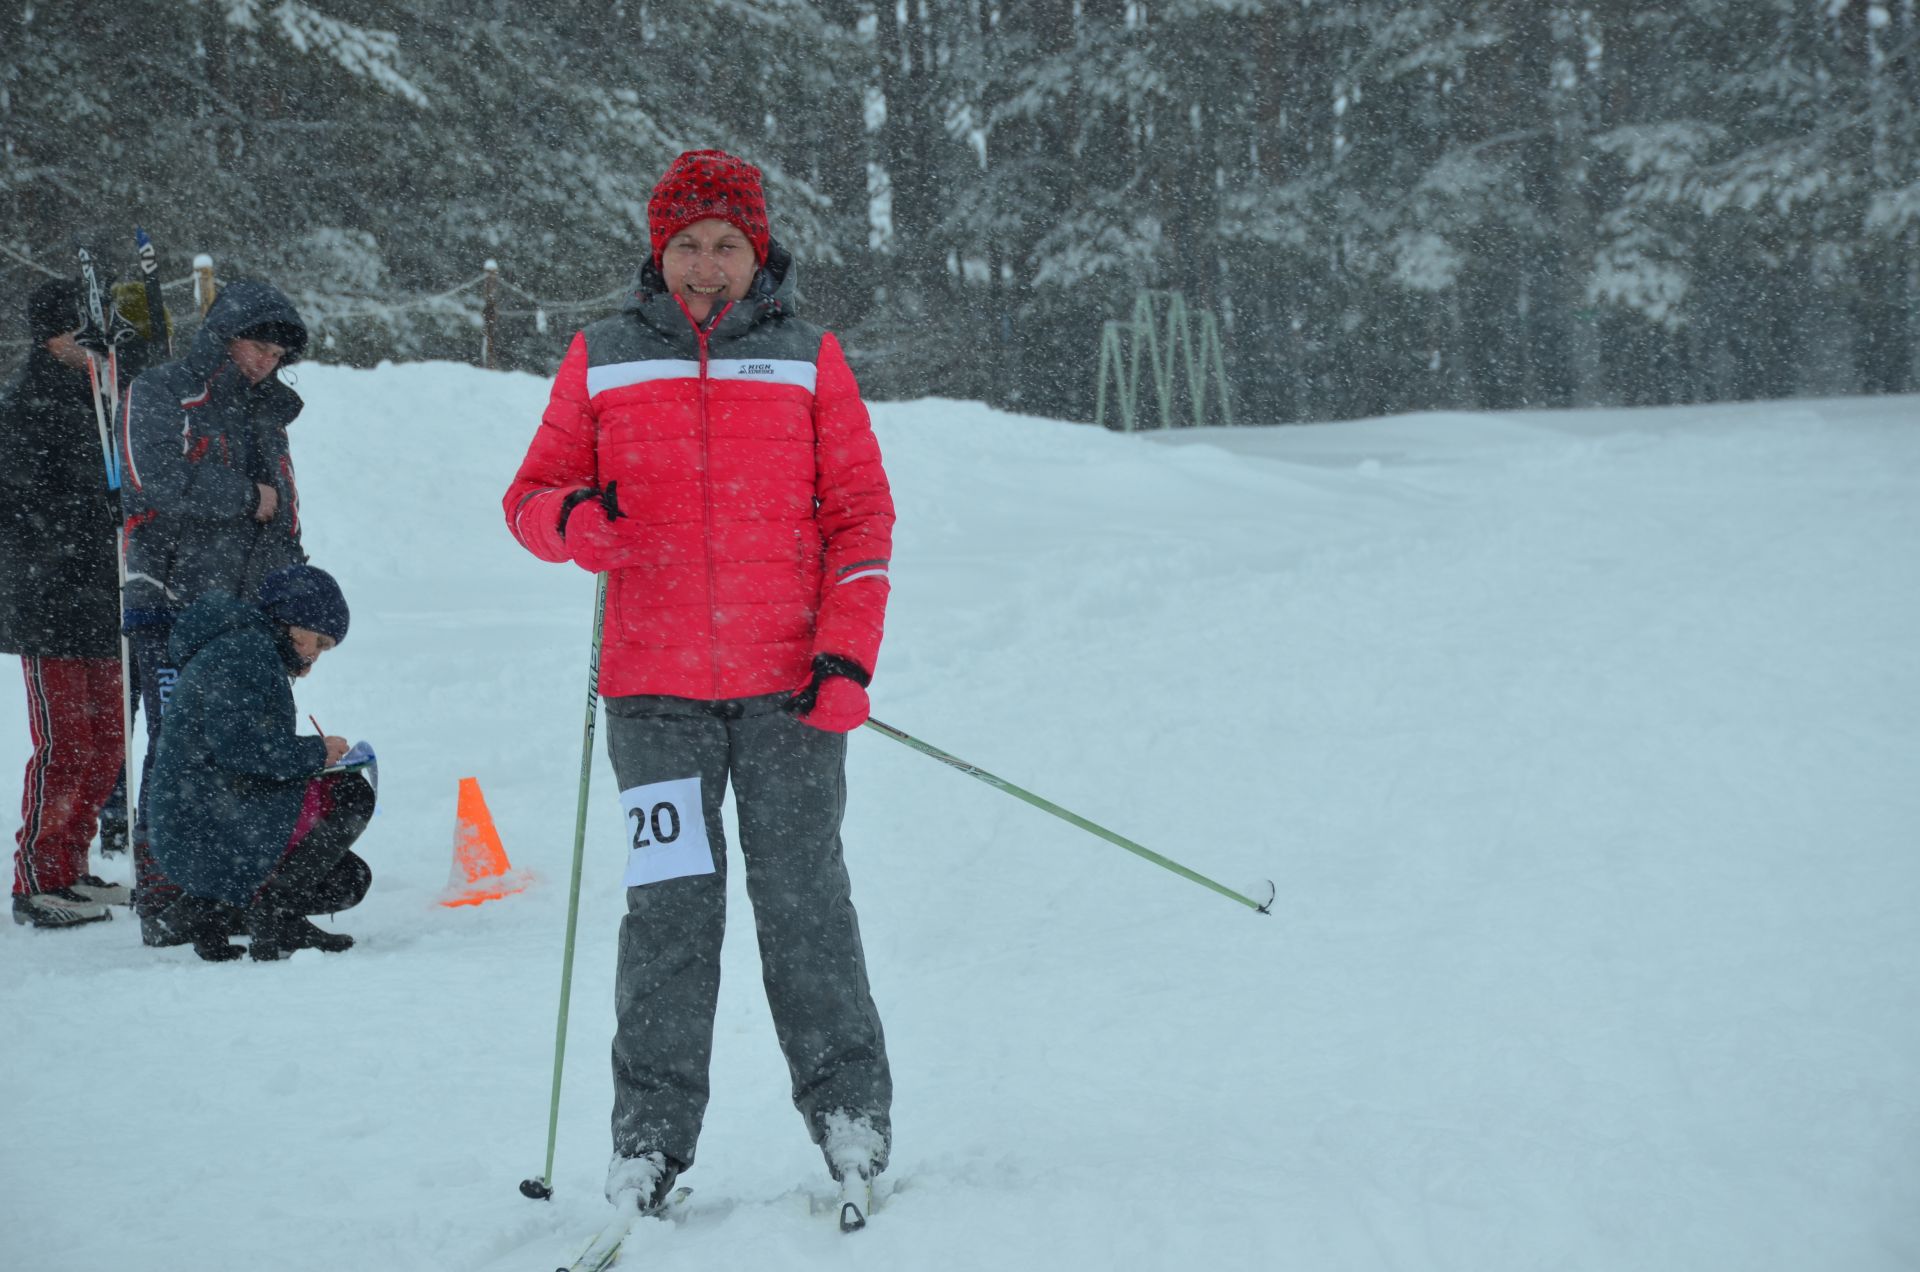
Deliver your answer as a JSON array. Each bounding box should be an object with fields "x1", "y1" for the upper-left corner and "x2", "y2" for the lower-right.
[{"x1": 1, "y1": 279, "x2": 133, "y2": 928}]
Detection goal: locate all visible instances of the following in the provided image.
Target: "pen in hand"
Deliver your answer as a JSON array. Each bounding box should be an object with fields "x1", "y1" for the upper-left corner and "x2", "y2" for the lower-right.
[{"x1": 309, "y1": 715, "x2": 350, "y2": 767}]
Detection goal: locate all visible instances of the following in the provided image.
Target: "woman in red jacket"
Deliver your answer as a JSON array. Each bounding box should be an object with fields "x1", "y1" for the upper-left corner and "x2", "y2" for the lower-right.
[{"x1": 504, "y1": 150, "x2": 893, "y2": 1219}]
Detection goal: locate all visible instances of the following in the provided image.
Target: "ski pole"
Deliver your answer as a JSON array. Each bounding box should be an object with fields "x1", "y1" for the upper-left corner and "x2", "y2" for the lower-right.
[
  {"x1": 861, "y1": 717, "x2": 1273, "y2": 914},
  {"x1": 135, "y1": 227, "x2": 172, "y2": 358},
  {"x1": 76, "y1": 243, "x2": 139, "y2": 879},
  {"x1": 521, "y1": 572, "x2": 609, "y2": 1202},
  {"x1": 81, "y1": 353, "x2": 135, "y2": 818}
]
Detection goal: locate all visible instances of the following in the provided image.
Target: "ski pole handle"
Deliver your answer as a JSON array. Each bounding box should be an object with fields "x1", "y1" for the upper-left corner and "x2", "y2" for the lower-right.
[{"x1": 136, "y1": 227, "x2": 172, "y2": 357}]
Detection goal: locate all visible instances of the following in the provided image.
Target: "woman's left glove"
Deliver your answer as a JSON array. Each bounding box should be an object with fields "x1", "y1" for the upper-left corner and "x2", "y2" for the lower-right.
[{"x1": 785, "y1": 654, "x2": 872, "y2": 733}]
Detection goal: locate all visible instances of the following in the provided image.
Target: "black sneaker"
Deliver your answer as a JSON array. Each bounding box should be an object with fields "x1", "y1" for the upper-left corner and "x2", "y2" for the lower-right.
[{"x1": 12, "y1": 888, "x2": 113, "y2": 929}]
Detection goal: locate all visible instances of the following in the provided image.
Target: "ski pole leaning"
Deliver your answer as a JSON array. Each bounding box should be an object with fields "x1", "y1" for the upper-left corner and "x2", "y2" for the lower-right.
[
  {"x1": 75, "y1": 242, "x2": 140, "y2": 875},
  {"x1": 521, "y1": 572, "x2": 610, "y2": 1202},
  {"x1": 135, "y1": 227, "x2": 172, "y2": 358},
  {"x1": 861, "y1": 717, "x2": 1273, "y2": 915}
]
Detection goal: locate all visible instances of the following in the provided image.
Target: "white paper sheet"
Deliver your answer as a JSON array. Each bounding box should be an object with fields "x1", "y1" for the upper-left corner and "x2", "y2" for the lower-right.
[{"x1": 620, "y1": 774, "x2": 715, "y2": 887}]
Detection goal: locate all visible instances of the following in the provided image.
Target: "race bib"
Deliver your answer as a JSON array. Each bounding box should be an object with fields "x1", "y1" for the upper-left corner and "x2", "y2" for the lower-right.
[{"x1": 620, "y1": 775, "x2": 715, "y2": 887}]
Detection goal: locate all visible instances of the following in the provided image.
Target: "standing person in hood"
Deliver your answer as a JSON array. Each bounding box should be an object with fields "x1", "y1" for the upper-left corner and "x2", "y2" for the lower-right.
[
  {"x1": 147, "y1": 564, "x2": 373, "y2": 963},
  {"x1": 95, "y1": 272, "x2": 174, "y2": 862},
  {"x1": 504, "y1": 148, "x2": 896, "y2": 1217},
  {"x1": 119, "y1": 279, "x2": 311, "y2": 945},
  {"x1": 1, "y1": 278, "x2": 134, "y2": 928}
]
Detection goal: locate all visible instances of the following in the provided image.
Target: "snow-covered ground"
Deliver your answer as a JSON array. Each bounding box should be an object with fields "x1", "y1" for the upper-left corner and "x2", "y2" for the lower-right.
[{"x1": 3, "y1": 364, "x2": 1916, "y2": 1272}]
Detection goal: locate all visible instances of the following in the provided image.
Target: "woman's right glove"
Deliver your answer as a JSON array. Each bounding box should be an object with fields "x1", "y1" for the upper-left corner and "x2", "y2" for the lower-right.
[{"x1": 558, "y1": 481, "x2": 630, "y2": 572}]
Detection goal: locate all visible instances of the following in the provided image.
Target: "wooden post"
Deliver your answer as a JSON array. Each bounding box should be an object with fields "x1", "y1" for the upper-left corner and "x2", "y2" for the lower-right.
[
  {"x1": 482, "y1": 259, "x2": 499, "y2": 369},
  {"x1": 193, "y1": 254, "x2": 218, "y2": 316}
]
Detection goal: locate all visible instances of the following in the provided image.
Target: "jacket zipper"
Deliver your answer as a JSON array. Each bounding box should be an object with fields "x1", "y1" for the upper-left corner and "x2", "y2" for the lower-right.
[{"x1": 691, "y1": 300, "x2": 733, "y2": 697}]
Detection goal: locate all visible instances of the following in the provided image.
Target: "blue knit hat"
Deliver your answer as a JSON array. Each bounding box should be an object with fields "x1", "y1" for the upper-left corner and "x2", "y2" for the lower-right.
[{"x1": 258, "y1": 565, "x2": 350, "y2": 643}]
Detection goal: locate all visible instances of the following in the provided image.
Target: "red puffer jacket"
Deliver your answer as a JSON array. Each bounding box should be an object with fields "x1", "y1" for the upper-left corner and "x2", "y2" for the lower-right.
[{"x1": 503, "y1": 264, "x2": 892, "y2": 702}]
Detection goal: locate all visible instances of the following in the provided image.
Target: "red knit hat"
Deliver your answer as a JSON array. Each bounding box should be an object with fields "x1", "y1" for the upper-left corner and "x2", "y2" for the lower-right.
[{"x1": 647, "y1": 149, "x2": 770, "y2": 267}]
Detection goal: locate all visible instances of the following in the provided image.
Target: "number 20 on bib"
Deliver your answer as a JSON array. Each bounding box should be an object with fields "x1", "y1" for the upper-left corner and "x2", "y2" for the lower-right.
[{"x1": 620, "y1": 775, "x2": 715, "y2": 887}]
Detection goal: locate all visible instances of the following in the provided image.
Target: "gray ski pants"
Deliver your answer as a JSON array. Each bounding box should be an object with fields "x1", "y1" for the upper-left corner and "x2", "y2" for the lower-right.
[{"x1": 604, "y1": 692, "x2": 891, "y2": 1174}]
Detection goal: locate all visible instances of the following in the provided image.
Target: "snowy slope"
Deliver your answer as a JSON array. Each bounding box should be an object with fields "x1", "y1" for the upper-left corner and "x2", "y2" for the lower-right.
[{"x1": 2, "y1": 365, "x2": 1916, "y2": 1272}]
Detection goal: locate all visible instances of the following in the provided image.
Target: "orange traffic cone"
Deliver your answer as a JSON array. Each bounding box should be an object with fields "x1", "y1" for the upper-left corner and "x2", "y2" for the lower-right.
[{"x1": 442, "y1": 777, "x2": 530, "y2": 907}]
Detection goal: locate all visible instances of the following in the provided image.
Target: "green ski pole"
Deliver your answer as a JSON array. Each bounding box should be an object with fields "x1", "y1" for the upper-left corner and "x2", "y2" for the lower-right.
[
  {"x1": 861, "y1": 716, "x2": 1273, "y2": 914},
  {"x1": 521, "y1": 572, "x2": 609, "y2": 1201}
]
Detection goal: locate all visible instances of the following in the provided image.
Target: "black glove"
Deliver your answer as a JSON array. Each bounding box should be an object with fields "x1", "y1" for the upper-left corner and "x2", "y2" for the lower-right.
[
  {"x1": 785, "y1": 653, "x2": 871, "y2": 716},
  {"x1": 557, "y1": 481, "x2": 625, "y2": 537}
]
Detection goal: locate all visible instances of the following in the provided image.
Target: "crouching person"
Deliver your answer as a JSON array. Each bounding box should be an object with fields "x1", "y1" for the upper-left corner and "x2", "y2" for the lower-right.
[{"x1": 147, "y1": 564, "x2": 374, "y2": 963}]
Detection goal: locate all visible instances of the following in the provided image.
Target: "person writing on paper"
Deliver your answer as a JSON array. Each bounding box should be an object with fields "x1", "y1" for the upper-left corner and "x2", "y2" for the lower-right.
[
  {"x1": 503, "y1": 149, "x2": 895, "y2": 1216},
  {"x1": 146, "y1": 563, "x2": 375, "y2": 962}
]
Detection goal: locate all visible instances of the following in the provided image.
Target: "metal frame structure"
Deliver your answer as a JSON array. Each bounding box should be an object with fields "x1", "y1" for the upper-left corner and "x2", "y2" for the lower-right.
[{"x1": 1094, "y1": 289, "x2": 1234, "y2": 431}]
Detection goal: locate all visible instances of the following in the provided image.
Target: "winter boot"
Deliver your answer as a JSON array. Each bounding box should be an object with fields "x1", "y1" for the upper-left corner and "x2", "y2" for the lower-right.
[
  {"x1": 820, "y1": 1111, "x2": 885, "y2": 1231},
  {"x1": 284, "y1": 915, "x2": 353, "y2": 953},
  {"x1": 98, "y1": 816, "x2": 129, "y2": 857},
  {"x1": 99, "y1": 772, "x2": 129, "y2": 856},
  {"x1": 162, "y1": 894, "x2": 245, "y2": 962},
  {"x1": 133, "y1": 841, "x2": 187, "y2": 946},
  {"x1": 143, "y1": 891, "x2": 241, "y2": 949},
  {"x1": 605, "y1": 1151, "x2": 682, "y2": 1215},
  {"x1": 246, "y1": 891, "x2": 354, "y2": 960},
  {"x1": 11, "y1": 888, "x2": 112, "y2": 929},
  {"x1": 244, "y1": 902, "x2": 300, "y2": 962},
  {"x1": 139, "y1": 906, "x2": 190, "y2": 948},
  {"x1": 819, "y1": 1109, "x2": 887, "y2": 1183}
]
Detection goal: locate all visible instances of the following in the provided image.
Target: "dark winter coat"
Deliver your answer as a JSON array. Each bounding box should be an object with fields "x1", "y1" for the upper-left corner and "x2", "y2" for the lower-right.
[
  {"x1": 0, "y1": 345, "x2": 122, "y2": 658},
  {"x1": 502, "y1": 246, "x2": 894, "y2": 700},
  {"x1": 148, "y1": 595, "x2": 328, "y2": 907},
  {"x1": 121, "y1": 281, "x2": 310, "y2": 627}
]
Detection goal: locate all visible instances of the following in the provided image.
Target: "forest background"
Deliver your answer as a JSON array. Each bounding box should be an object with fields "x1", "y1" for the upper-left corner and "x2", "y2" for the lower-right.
[{"x1": 3, "y1": 0, "x2": 1917, "y2": 425}]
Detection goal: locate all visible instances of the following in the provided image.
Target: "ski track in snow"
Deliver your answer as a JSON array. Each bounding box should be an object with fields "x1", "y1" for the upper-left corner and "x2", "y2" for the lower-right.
[{"x1": 3, "y1": 365, "x2": 1916, "y2": 1271}]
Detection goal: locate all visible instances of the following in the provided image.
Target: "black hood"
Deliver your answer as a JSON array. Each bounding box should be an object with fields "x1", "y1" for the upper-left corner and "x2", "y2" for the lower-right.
[{"x1": 181, "y1": 280, "x2": 310, "y2": 383}]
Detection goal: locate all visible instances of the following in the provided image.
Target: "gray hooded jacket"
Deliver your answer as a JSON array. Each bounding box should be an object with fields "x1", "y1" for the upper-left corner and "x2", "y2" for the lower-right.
[{"x1": 120, "y1": 281, "x2": 310, "y2": 625}]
